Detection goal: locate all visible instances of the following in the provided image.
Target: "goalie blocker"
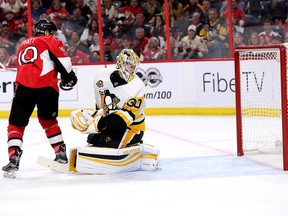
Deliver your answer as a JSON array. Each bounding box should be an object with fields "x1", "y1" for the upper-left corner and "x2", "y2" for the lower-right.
[{"x1": 68, "y1": 143, "x2": 160, "y2": 174}]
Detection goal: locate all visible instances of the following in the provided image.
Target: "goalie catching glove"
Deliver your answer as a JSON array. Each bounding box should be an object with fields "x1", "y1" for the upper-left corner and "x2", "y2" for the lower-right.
[
  {"x1": 61, "y1": 71, "x2": 78, "y2": 87},
  {"x1": 70, "y1": 109, "x2": 104, "y2": 134}
]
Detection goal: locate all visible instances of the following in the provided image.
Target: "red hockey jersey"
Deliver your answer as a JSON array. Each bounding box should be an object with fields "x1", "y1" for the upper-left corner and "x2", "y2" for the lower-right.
[{"x1": 16, "y1": 35, "x2": 73, "y2": 92}]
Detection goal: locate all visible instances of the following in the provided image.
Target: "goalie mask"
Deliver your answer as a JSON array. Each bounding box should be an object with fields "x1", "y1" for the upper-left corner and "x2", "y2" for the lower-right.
[
  {"x1": 33, "y1": 18, "x2": 58, "y2": 36},
  {"x1": 116, "y1": 49, "x2": 140, "y2": 81}
]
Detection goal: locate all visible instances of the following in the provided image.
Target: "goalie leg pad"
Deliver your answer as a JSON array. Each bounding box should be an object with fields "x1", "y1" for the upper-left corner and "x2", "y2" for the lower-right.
[
  {"x1": 75, "y1": 145, "x2": 142, "y2": 174},
  {"x1": 140, "y1": 144, "x2": 161, "y2": 171},
  {"x1": 72, "y1": 144, "x2": 160, "y2": 174}
]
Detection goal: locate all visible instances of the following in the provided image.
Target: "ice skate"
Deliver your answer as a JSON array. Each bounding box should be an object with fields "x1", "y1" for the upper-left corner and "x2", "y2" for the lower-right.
[
  {"x1": 54, "y1": 144, "x2": 68, "y2": 164},
  {"x1": 2, "y1": 149, "x2": 22, "y2": 178}
]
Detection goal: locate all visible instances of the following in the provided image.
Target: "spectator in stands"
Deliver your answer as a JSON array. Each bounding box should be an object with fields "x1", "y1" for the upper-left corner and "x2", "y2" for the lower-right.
[
  {"x1": 102, "y1": 38, "x2": 114, "y2": 62},
  {"x1": 57, "y1": 25, "x2": 67, "y2": 44},
  {"x1": 2, "y1": 0, "x2": 21, "y2": 18},
  {"x1": 150, "y1": 13, "x2": 166, "y2": 40},
  {"x1": 274, "y1": 18, "x2": 285, "y2": 38},
  {"x1": 132, "y1": 27, "x2": 149, "y2": 54},
  {"x1": 140, "y1": 36, "x2": 164, "y2": 61},
  {"x1": 202, "y1": 0, "x2": 212, "y2": 25},
  {"x1": 170, "y1": 0, "x2": 183, "y2": 20},
  {"x1": 181, "y1": 24, "x2": 208, "y2": 59},
  {"x1": 221, "y1": 0, "x2": 246, "y2": 28},
  {"x1": 80, "y1": 17, "x2": 98, "y2": 46},
  {"x1": 89, "y1": 45, "x2": 100, "y2": 62},
  {"x1": 0, "y1": 47, "x2": 10, "y2": 65},
  {"x1": 4, "y1": 10, "x2": 17, "y2": 32},
  {"x1": 233, "y1": 31, "x2": 246, "y2": 47},
  {"x1": 46, "y1": 0, "x2": 68, "y2": 29},
  {"x1": 87, "y1": 0, "x2": 97, "y2": 15},
  {"x1": 88, "y1": 32, "x2": 100, "y2": 52},
  {"x1": 94, "y1": 4, "x2": 112, "y2": 38},
  {"x1": 205, "y1": 8, "x2": 229, "y2": 58},
  {"x1": 173, "y1": 40, "x2": 189, "y2": 59},
  {"x1": 31, "y1": 0, "x2": 47, "y2": 21},
  {"x1": 165, "y1": 35, "x2": 178, "y2": 59},
  {"x1": 259, "y1": 19, "x2": 282, "y2": 45},
  {"x1": 142, "y1": 0, "x2": 161, "y2": 23},
  {"x1": 171, "y1": 9, "x2": 190, "y2": 40},
  {"x1": 275, "y1": 17, "x2": 288, "y2": 36},
  {"x1": 119, "y1": 0, "x2": 142, "y2": 17},
  {"x1": 63, "y1": 6, "x2": 87, "y2": 40},
  {"x1": 15, "y1": 7, "x2": 31, "y2": 38},
  {"x1": 74, "y1": 0, "x2": 92, "y2": 21},
  {"x1": 110, "y1": 32, "x2": 122, "y2": 52},
  {"x1": 103, "y1": 0, "x2": 118, "y2": 22},
  {"x1": 160, "y1": 1, "x2": 174, "y2": 28},
  {"x1": 190, "y1": 11, "x2": 207, "y2": 38},
  {"x1": 183, "y1": 0, "x2": 205, "y2": 20},
  {"x1": 129, "y1": 13, "x2": 151, "y2": 40},
  {"x1": 271, "y1": 34, "x2": 283, "y2": 44},
  {"x1": 243, "y1": 0, "x2": 261, "y2": 17},
  {"x1": 114, "y1": 34, "x2": 141, "y2": 58},
  {"x1": 247, "y1": 31, "x2": 260, "y2": 45},
  {"x1": 112, "y1": 12, "x2": 135, "y2": 37},
  {"x1": 67, "y1": 41, "x2": 90, "y2": 64},
  {"x1": 262, "y1": 0, "x2": 287, "y2": 23},
  {"x1": 69, "y1": 30, "x2": 91, "y2": 59},
  {"x1": 17, "y1": 0, "x2": 27, "y2": 9},
  {"x1": 0, "y1": 20, "x2": 17, "y2": 54}
]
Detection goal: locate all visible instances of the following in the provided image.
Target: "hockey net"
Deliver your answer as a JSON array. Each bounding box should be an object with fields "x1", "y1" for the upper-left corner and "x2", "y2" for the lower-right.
[{"x1": 234, "y1": 45, "x2": 288, "y2": 170}]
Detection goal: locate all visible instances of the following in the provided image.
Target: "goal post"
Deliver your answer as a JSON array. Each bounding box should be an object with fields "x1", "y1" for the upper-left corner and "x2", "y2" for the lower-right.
[{"x1": 234, "y1": 45, "x2": 288, "y2": 171}]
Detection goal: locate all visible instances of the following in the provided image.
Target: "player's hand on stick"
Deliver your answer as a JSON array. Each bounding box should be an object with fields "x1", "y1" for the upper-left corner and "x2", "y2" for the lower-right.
[{"x1": 61, "y1": 71, "x2": 78, "y2": 87}]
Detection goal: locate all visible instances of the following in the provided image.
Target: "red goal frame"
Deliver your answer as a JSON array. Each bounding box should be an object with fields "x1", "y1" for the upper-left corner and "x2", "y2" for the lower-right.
[{"x1": 234, "y1": 45, "x2": 288, "y2": 171}]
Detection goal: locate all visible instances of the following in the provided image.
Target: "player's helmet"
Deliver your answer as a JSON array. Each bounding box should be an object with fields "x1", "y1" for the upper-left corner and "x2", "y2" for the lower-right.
[
  {"x1": 116, "y1": 49, "x2": 140, "y2": 81},
  {"x1": 33, "y1": 18, "x2": 57, "y2": 36}
]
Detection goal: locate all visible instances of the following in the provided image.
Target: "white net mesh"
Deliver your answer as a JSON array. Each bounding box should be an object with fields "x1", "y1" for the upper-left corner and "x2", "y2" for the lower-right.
[{"x1": 238, "y1": 48, "x2": 284, "y2": 153}]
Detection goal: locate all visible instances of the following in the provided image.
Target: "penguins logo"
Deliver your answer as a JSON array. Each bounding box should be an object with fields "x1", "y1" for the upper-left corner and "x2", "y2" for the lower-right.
[{"x1": 136, "y1": 67, "x2": 163, "y2": 87}]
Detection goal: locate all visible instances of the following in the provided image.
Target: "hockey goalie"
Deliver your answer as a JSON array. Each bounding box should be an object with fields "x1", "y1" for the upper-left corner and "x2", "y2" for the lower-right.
[{"x1": 69, "y1": 49, "x2": 160, "y2": 174}]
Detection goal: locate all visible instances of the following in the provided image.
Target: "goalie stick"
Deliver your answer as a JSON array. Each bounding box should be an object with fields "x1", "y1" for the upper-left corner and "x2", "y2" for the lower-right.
[{"x1": 36, "y1": 155, "x2": 69, "y2": 173}]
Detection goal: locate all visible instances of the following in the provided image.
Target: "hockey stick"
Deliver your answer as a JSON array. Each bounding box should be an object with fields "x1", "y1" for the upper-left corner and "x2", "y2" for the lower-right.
[{"x1": 36, "y1": 155, "x2": 69, "y2": 173}]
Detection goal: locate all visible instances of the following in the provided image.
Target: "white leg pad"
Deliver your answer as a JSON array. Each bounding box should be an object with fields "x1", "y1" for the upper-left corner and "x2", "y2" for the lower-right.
[
  {"x1": 73, "y1": 143, "x2": 160, "y2": 174},
  {"x1": 76, "y1": 145, "x2": 142, "y2": 174},
  {"x1": 140, "y1": 144, "x2": 161, "y2": 171}
]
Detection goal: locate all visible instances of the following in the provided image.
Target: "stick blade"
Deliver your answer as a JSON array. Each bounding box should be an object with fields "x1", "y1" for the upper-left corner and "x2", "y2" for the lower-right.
[{"x1": 37, "y1": 155, "x2": 69, "y2": 173}]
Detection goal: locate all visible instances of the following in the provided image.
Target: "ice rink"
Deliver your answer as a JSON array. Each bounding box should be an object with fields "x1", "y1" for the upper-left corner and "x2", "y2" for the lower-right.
[{"x1": 1, "y1": 115, "x2": 288, "y2": 216}]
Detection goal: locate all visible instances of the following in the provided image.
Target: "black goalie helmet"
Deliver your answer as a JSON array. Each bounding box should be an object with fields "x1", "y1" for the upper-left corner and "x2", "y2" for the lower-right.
[{"x1": 33, "y1": 18, "x2": 57, "y2": 36}]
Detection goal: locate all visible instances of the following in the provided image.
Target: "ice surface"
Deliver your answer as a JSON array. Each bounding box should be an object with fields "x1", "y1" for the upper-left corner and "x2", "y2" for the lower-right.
[{"x1": 1, "y1": 116, "x2": 288, "y2": 216}]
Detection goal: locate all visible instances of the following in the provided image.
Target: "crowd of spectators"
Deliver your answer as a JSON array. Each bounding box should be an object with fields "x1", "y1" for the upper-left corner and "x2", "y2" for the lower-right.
[{"x1": 0, "y1": 0, "x2": 288, "y2": 65}]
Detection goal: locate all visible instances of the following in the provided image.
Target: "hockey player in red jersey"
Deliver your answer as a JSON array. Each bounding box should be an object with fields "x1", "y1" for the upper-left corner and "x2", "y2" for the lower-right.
[{"x1": 2, "y1": 18, "x2": 78, "y2": 178}]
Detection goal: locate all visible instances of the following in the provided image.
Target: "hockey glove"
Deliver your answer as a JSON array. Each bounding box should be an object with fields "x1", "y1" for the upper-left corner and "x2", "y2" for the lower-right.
[
  {"x1": 61, "y1": 71, "x2": 78, "y2": 87},
  {"x1": 70, "y1": 109, "x2": 103, "y2": 134}
]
